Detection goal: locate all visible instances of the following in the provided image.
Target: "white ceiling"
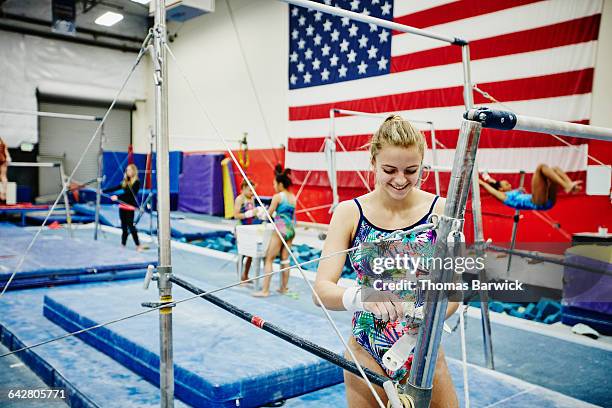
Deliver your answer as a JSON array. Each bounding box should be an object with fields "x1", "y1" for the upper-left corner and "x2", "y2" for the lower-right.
[{"x1": 1, "y1": 0, "x2": 149, "y2": 41}]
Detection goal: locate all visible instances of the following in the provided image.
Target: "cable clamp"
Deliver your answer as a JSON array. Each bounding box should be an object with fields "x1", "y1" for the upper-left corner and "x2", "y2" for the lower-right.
[
  {"x1": 141, "y1": 300, "x2": 176, "y2": 309},
  {"x1": 426, "y1": 213, "x2": 440, "y2": 229}
]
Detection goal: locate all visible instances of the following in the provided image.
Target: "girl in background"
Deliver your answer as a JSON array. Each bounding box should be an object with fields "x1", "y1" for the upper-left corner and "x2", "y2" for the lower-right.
[
  {"x1": 234, "y1": 178, "x2": 262, "y2": 283},
  {"x1": 0, "y1": 137, "x2": 11, "y2": 203},
  {"x1": 479, "y1": 165, "x2": 582, "y2": 211},
  {"x1": 104, "y1": 164, "x2": 142, "y2": 251},
  {"x1": 253, "y1": 165, "x2": 296, "y2": 297}
]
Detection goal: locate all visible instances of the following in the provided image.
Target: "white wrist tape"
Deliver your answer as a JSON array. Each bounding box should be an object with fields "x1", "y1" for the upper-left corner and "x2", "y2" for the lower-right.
[
  {"x1": 342, "y1": 286, "x2": 364, "y2": 313},
  {"x1": 244, "y1": 209, "x2": 254, "y2": 218},
  {"x1": 256, "y1": 207, "x2": 268, "y2": 220}
]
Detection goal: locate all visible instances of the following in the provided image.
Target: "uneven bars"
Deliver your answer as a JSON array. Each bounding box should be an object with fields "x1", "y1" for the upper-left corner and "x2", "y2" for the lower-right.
[
  {"x1": 333, "y1": 108, "x2": 434, "y2": 126},
  {"x1": 424, "y1": 164, "x2": 577, "y2": 174},
  {"x1": 0, "y1": 108, "x2": 102, "y2": 122},
  {"x1": 278, "y1": 0, "x2": 466, "y2": 45},
  {"x1": 8, "y1": 162, "x2": 60, "y2": 168},
  {"x1": 465, "y1": 108, "x2": 612, "y2": 142}
]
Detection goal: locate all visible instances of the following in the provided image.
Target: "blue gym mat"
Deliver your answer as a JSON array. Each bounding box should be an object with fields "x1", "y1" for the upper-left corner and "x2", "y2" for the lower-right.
[
  {"x1": 443, "y1": 312, "x2": 612, "y2": 406},
  {"x1": 25, "y1": 211, "x2": 95, "y2": 225},
  {"x1": 0, "y1": 284, "x2": 190, "y2": 408},
  {"x1": 43, "y1": 280, "x2": 344, "y2": 408},
  {"x1": 0, "y1": 228, "x2": 156, "y2": 290},
  {"x1": 284, "y1": 364, "x2": 599, "y2": 408},
  {"x1": 73, "y1": 203, "x2": 224, "y2": 240},
  {"x1": 42, "y1": 279, "x2": 602, "y2": 408}
]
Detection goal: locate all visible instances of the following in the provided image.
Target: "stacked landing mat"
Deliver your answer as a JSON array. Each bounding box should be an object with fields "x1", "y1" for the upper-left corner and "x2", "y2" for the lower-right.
[
  {"x1": 43, "y1": 280, "x2": 344, "y2": 407},
  {"x1": 0, "y1": 229, "x2": 156, "y2": 290}
]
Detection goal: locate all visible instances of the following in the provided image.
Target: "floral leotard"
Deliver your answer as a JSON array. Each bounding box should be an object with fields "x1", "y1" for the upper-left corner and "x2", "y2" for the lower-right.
[{"x1": 348, "y1": 196, "x2": 439, "y2": 381}]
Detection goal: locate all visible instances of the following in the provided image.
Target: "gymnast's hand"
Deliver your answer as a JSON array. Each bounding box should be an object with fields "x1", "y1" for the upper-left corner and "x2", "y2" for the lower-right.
[
  {"x1": 111, "y1": 195, "x2": 118, "y2": 201},
  {"x1": 343, "y1": 286, "x2": 405, "y2": 322},
  {"x1": 243, "y1": 209, "x2": 254, "y2": 219},
  {"x1": 363, "y1": 291, "x2": 406, "y2": 322},
  {"x1": 256, "y1": 206, "x2": 268, "y2": 220}
]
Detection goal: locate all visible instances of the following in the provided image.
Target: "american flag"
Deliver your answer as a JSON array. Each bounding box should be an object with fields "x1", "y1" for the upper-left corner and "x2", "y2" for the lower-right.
[{"x1": 286, "y1": 0, "x2": 606, "y2": 204}]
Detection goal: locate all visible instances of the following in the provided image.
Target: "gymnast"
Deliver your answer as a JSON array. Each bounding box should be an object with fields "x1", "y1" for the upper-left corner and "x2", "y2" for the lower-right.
[
  {"x1": 253, "y1": 165, "x2": 296, "y2": 297},
  {"x1": 234, "y1": 178, "x2": 263, "y2": 283},
  {"x1": 478, "y1": 165, "x2": 582, "y2": 210},
  {"x1": 104, "y1": 164, "x2": 143, "y2": 251},
  {"x1": 0, "y1": 137, "x2": 11, "y2": 203},
  {"x1": 313, "y1": 115, "x2": 458, "y2": 407}
]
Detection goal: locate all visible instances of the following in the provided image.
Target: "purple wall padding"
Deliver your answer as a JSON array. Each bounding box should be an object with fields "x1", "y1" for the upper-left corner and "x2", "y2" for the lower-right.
[
  {"x1": 563, "y1": 252, "x2": 612, "y2": 315},
  {"x1": 178, "y1": 153, "x2": 224, "y2": 215}
]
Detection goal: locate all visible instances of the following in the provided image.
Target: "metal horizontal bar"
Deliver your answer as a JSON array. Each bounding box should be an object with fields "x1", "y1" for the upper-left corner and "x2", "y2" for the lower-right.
[
  {"x1": 515, "y1": 115, "x2": 612, "y2": 142},
  {"x1": 279, "y1": 0, "x2": 465, "y2": 45},
  {"x1": 0, "y1": 108, "x2": 102, "y2": 121},
  {"x1": 465, "y1": 108, "x2": 612, "y2": 142},
  {"x1": 9, "y1": 162, "x2": 60, "y2": 168},
  {"x1": 488, "y1": 245, "x2": 611, "y2": 276},
  {"x1": 1, "y1": 12, "x2": 146, "y2": 43},
  {"x1": 333, "y1": 108, "x2": 433, "y2": 125},
  {"x1": 425, "y1": 164, "x2": 548, "y2": 175},
  {"x1": 0, "y1": 23, "x2": 143, "y2": 54},
  {"x1": 170, "y1": 275, "x2": 389, "y2": 388}
]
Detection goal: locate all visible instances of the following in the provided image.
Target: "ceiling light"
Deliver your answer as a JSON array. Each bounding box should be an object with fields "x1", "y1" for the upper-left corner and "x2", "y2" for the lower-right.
[
  {"x1": 130, "y1": 0, "x2": 151, "y2": 4},
  {"x1": 94, "y1": 11, "x2": 124, "y2": 26}
]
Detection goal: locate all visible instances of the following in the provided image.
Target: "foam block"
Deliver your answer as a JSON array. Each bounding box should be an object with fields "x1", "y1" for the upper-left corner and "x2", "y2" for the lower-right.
[{"x1": 43, "y1": 281, "x2": 345, "y2": 407}]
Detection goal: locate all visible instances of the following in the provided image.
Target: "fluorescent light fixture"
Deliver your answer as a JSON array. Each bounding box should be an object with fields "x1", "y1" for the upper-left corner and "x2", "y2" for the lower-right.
[
  {"x1": 94, "y1": 11, "x2": 124, "y2": 26},
  {"x1": 20, "y1": 142, "x2": 34, "y2": 152},
  {"x1": 130, "y1": 0, "x2": 151, "y2": 4}
]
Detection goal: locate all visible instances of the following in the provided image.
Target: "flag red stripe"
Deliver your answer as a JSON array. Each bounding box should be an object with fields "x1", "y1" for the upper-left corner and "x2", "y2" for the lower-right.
[
  {"x1": 391, "y1": 15, "x2": 600, "y2": 73},
  {"x1": 393, "y1": 0, "x2": 542, "y2": 34},
  {"x1": 292, "y1": 170, "x2": 587, "y2": 190},
  {"x1": 288, "y1": 69, "x2": 594, "y2": 121},
  {"x1": 293, "y1": 170, "x2": 374, "y2": 189},
  {"x1": 288, "y1": 121, "x2": 591, "y2": 153}
]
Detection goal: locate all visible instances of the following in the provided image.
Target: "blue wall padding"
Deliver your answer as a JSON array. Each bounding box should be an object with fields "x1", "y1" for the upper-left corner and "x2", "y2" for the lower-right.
[
  {"x1": 178, "y1": 153, "x2": 225, "y2": 215},
  {"x1": 17, "y1": 185, "x2": 32, "y2": 203},
  {"x1": 150, "y1": 151, "x2": 183, "y2": 193},
  {"x1": 43, "y1": 281, "x2": 345, "y2": 407},
  {"x1": 102, "y1": 151, "x2": 183, "y2": 193},
  {"x1": 0, "y1": 229, "x2": 155, "y2": 290},
  {"x1": 563, "y1": 252, "x2": 612, "y2": 316},
  {"x1": 73, "y1": 203, "x2": 223, "y2": 240},
  {"x1": 102, "y1": 151, "x2": 130, "y2": 189}
]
